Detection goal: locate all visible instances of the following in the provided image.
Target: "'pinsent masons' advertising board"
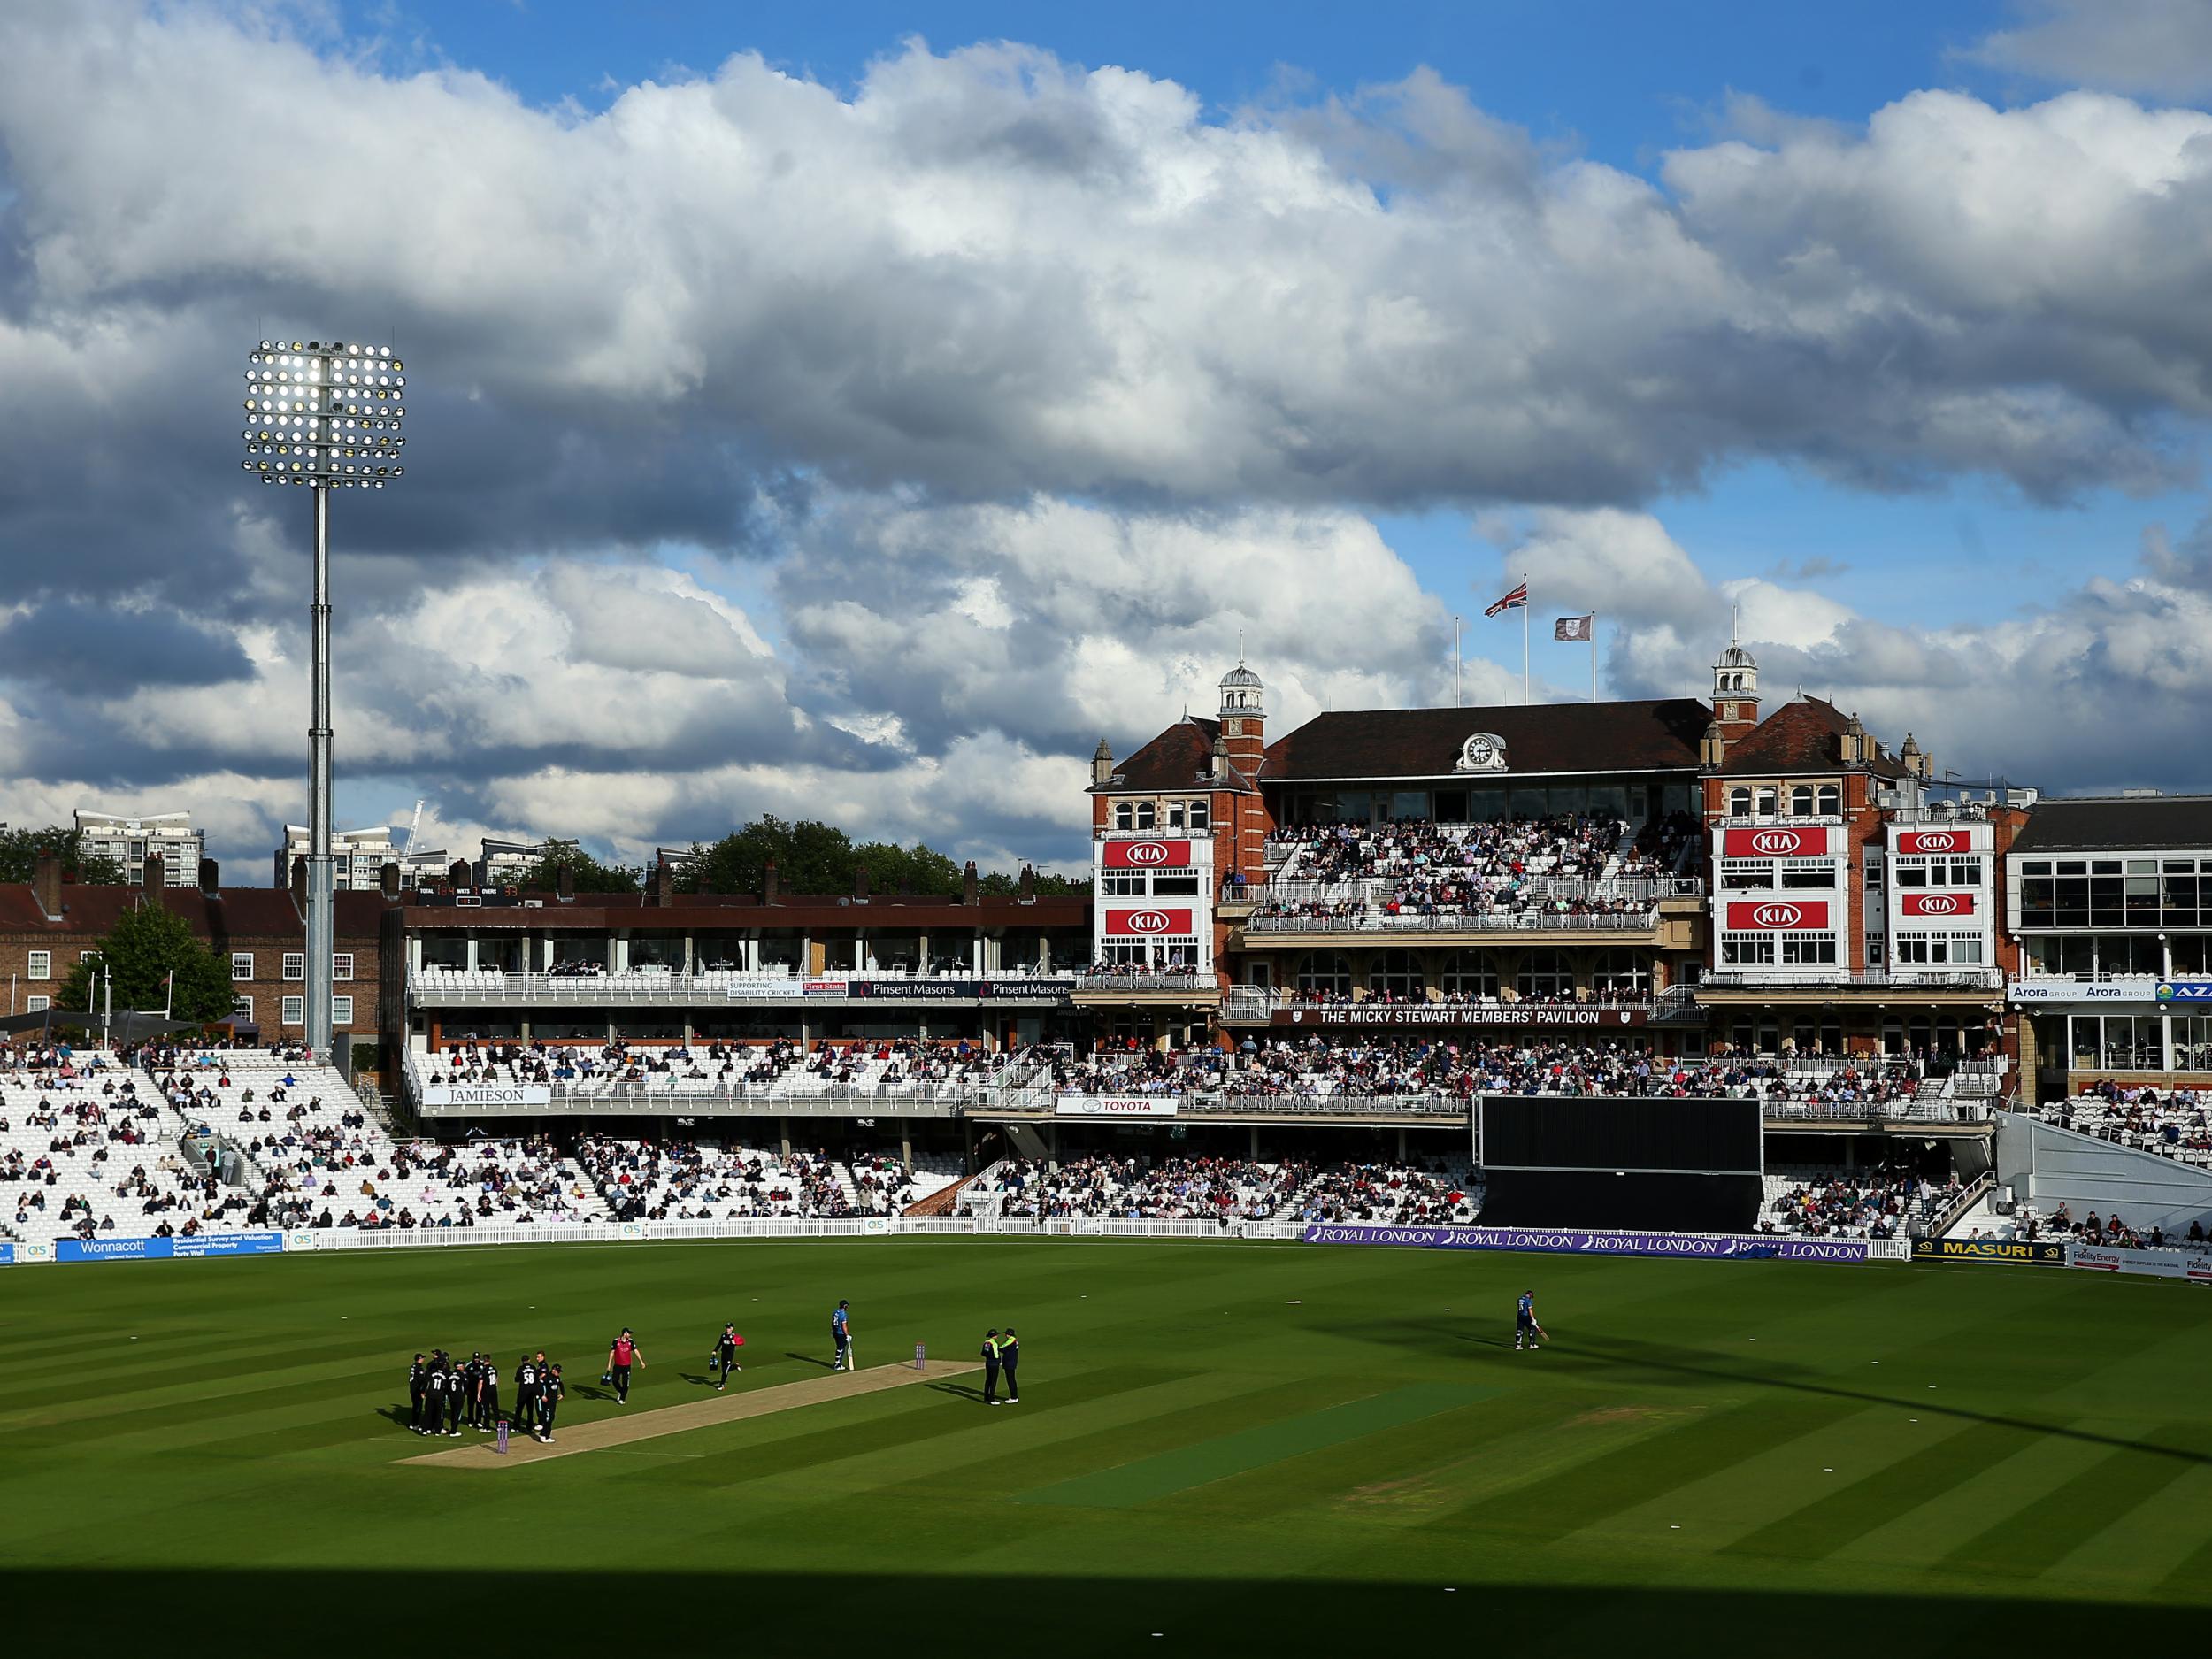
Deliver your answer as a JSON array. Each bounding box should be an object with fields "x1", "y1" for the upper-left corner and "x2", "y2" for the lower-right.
[{"x1": 1302, "y1": 1223, "x2": 1874, "y2": 1263}]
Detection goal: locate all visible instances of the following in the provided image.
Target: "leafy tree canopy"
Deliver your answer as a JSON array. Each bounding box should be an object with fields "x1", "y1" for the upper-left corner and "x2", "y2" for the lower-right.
[
  {"x1": 58, "y1": 899, "x2": 235, "y2": 1023},
  {"x1": 680, "y1": 816, "x2": 1088, "y2": 898},
  {"x1": 515, "y1": 839, "x2": 642, "y2": 894},
  {"x1": 0, "y1": 826, "x2": 124, "y2": 886}
]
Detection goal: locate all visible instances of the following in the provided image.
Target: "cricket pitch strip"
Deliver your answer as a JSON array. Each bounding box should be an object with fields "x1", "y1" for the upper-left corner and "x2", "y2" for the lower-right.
[{"x1": 403, "y1": 1360, "x2": 985, "y2": 1469}]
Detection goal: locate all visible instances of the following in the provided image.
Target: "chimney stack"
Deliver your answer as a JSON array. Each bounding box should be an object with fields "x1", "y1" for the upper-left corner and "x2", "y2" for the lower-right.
[
  {"x1": 32, "y1": 854, "x2": 62, "y2": 922},
  {"x1": 655, "y1": 859, "x2": 676, "y2": 907},
  {"x1": 962, "y1": 860, "x2": 979, "y2": 906},
  {"x1": 763, "y1": 859, "x2": 779, "y2": 905},
  {"x1": 854, "y1": 863, "x2": 871, "y2": 902},
  {"x1": 1019, "y1": 863, "x2": 1036, "y2": 902},
  {"x1": 142, "y1": 854, "x2": 165, "y2": 895},
  {"x1": 199, "y1": 857, "x2": 220, "y2": 899},
  {"x1": 557, "y1": 862, "x2": 576, "y2": 902},
  {"x1": 1091, "y1": 739, "x2": 1115, "y2": 787},
  {"x1": 289, "y1": 855, "x2": 307, "y2": 913},
  {"x1": 379, "y1": 861, "x2": 401, "y2": 902}
]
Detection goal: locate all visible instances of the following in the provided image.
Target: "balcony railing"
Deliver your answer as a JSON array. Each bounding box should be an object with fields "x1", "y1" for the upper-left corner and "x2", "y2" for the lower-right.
[
  {"x1": 1244, "y1": 910, "x2": 1661, "y2": 935},
  {"x1": 407, "y1": 969, "x2": 1078, "y2": 1005},
  {"x1": 1071, "y1": 971, "x2": 1219, "y2": 995},
  {"x1": 1701, "y1": 967, "x2": 2003, "y2": 991},
  {"x1": 1762, "y1": 1100, "x2": 1992, "y2": 1124}
]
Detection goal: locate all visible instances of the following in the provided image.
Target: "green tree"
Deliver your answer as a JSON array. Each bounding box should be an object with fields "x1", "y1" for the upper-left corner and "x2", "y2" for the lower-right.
[
  {"x1": 515, "y1": 840, "x2": 642, "y2": 894},
  {"x1": 681, "y1": 814, "x2": 1088, "y2": 897},
  {"x1": 58, "y1": 899, "x2": 234, "y2": 1023},
  {"x1": 0, "y1": 826, "x2": 124, "y2": 885}
]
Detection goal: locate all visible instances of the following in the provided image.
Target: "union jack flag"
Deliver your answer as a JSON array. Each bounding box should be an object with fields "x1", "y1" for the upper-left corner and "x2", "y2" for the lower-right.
[{"x1": 1484, "y1": 581, "x2": 1529, "y2": 618}]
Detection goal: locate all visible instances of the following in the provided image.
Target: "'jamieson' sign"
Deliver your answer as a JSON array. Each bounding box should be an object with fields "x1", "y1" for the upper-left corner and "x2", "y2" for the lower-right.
[{"x1": 1302, "y1": 1223, "x2": 1871, "y2": 1263}]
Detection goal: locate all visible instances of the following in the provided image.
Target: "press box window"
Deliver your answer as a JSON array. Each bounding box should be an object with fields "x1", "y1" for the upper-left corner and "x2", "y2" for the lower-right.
[
  {"x1": 331, "y1": 995, "x2": 354, "y2": 1025},
  {"x1": 331, "y1": 953, "x2": 354, "y2": 982}
]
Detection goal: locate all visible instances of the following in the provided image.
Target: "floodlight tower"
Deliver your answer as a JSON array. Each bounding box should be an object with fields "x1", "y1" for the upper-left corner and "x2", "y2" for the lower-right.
[{"x1": 242, "y1": 338, "x2": 407, "y2": 1060}]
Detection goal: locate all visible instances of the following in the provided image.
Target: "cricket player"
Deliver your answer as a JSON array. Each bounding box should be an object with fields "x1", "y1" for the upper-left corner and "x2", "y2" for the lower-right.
[
  {"x1": 1514, "y1": 1289, "x2": 1545, "y2": 1352},
  {"x1": 999, "y1": 1327, "x2": 1020, "y2": 1403},
  {"x1": 831, "y1": 1300, "x2": 853, "y2": 1371},
  {"x1": 514, "y1": 1352, "x2": 539, "y2": 1431},
  {"x1": 980, "y1": 1329, "x2": 1001, "y2": 1404},
  {"x1": 407, "y1": 1352, "x2": 428, "y2": 1435},
  {"x1": 425, "y1": 1351, "x2": 453, "y2": 1436},
  {"x1": 605, "y1": 1328, "x2": 644, "y2": 1403},
  {"x1": 535, "y1": 1363, "x2": 565, "y2": 1443},
  {"x1": 477, "y1": 1354, "x2": 501, "y2": 1431},
  {"x1": 712, "y1": 1323, "x2": 743, "y2": 1391},
  {"x1": 444, "y1": 1355, "x2": 467, "y2": 1436}
]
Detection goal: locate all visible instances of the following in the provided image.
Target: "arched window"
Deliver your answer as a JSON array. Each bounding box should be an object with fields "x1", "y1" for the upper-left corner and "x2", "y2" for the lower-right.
[
  {"x1": 1816, "y1": 784, "x2": 1839, "y2": 815},
  {"x1": 1590, "y1": 950, "x2": 1649, "y2": 999},
  {"x1": 1440, "y1": 951, "x2": 1500, "y2": 1000},
  {"x1": 1728, "y1": 787, "x2": 1752, "y2": 817},
  {"x1": 1366, "y1": 950, "x2": 1425, "y2": 1001},
  {"x1": 1790, "y1": 785, "x2": 1815, "y2": 817},
  {"x1": 1755, "y1": 787, "x2": 1778, "y2": 818},
  {"x1": 1516, "y1": 949, "x2": 1575, "y2": 1001},
  {"x1": 1295, "y1": 952, "x2": 1353, "y2": 996}
]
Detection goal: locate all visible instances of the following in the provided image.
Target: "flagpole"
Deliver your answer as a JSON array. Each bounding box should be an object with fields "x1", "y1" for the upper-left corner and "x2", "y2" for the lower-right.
[
  {"x1": 1521, "y1": 572, "x2": 1530, "y2": 703},
  {"x1": 1454, "y1": 615, "x2": 1463, "y2": 707},
  {"x1": 1591, "y1": 612, "x2": 1599, "y2": 703}
]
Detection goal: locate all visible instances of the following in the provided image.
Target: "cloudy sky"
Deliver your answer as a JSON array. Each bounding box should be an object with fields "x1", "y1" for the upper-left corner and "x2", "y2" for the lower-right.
[{"x1": 5, "y1": 0, "x2": 2212, "y2": 879}]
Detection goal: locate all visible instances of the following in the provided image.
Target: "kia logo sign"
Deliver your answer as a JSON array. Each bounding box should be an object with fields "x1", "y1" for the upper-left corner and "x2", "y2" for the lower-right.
[
  {"x1": 1102, "y1": 838, "x2": 1192, "y2": 870},
  {"x1": 1725, "y1": 899, "x2": 1831, "y2": 930},
  {"x1": 1103, "y1": 906, "x2": 1194, "y2": 937},
  {"x1": 1897, "y1": 830, "x2": 1962, "y2": 854},
  {"x1": 1903, "y1": 892, "x2": 1975, "y2": 918},
  {"x1": 1723, "y1": 826, "x2": 1824, "y2": 857},
  {"x1": 1125, "y1": 841, "x2": 1171, "y2": 865}
]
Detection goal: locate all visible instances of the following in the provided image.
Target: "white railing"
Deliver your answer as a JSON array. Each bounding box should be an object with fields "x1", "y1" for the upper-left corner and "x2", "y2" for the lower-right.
[
  {"x1": 408, "y1": 969, "x2": 1076, "y2": 1004},
  {"x1": 1245, "y1": 910, "x2": 1659, "y2": 934},
  {"x1": 1762, "y1": 1100, "x2": 1991, "y2": 1124},
  {"x1": 1072, "y1": 971, "x2": 1217, "y2": 993},
  {"x1": 1702, "y1": 967, "x2": 2003, "y2": 991}
]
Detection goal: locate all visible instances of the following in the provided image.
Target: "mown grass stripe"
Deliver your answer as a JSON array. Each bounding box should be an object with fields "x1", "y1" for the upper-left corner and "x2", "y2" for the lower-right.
[
  {"x1": 1721, "y1": 1417, "x2": 2024, "y2": 1563},
  {"x1": 1932, "y1": 1422, "x2": 2207, "y2": 1580},
  {"x1": 1018, "y1": 1383, "x2": 1490, "y2": 1509},
  {"x1": 1440, "y1": 1394, "x2": 1854, "y2": 1547}
]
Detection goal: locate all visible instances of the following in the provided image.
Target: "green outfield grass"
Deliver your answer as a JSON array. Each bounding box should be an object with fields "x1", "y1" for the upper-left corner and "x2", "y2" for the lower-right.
[{"x1": 5, "y1": 1239, "x2": 2211, "y2": 1653}]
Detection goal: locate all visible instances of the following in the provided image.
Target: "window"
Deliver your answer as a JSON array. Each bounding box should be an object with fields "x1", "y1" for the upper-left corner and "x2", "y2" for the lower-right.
[
  {"x1": 1294, "y1": 952, "x2": 1353, "y2": 996},
  {"x1": 232, "y1": 952, "x2": 253, "y2": 983},
  {"x1": 331, "y1": 995, "x2": 355, "y2": 1025},
  {"x1": 1440, "y1": 952, "x2": 1499, "y2": 999},
  {"x1": 1149, "y1": 874, "x2": 1200, "y2": 896},
  {"x1": 1367, "y1": 950, "x2": 1425, "y2": 1000},
  {"x1": 1114, "y1": 802, "x2": 1133, "y2": 830},
  {"x1": 281, "y1": 995, "x2": 304, "y2": 1025},
  {"x1": 1728, "y1": 787, "x2": 1752, "y2": 817},
  {"x1": 1591, "y1": 949, "x2": 1649, "y2": 997},
  {"x1": 233, "y1": 995, "x2": 252, "y2": 1021},
  {"x1": 1185, "y1": 800, "x2": 1210, "y2": 833},
  {"x1": 26, "y1": 950, "x2": 50, "y2": 981},
  {"x1": 282, "y1": 952, "x2": 305, "y2": 982},
  {"x1": 1101, "y1": 873, "x2": 1148, "y2": 896},
  {"x1": 1816, "y1": 784, "x2": 1839, "y2": 815},
  {"x1": 1754, "y1": 787, "x2": 1778, "y2": 818},
  {"x1": 1790, "y1": 786, "x2": 1815, "y2": 816},
  {"x1": 1778, "y1": 935, "x2": 1837, "y2": 964},
  {"x1": 26, "y1": 995, "x2": 48, "y2": 1012},
  {"x1": 1516, "y1": 949, "x2": 1575, "y2": 1000},
  {"x1": 1721, "y1": 937, "x2": 1776, "y2": 964},
  {"x1": 1894, "y1": 932, "x2": 1984, "y2": 965},
  {"x1": 331, "y1": 952, "x2": 354, "y2": 981},
  {"x1": 1718, "y1": 860, "x2": 1774, "y2": 891}
]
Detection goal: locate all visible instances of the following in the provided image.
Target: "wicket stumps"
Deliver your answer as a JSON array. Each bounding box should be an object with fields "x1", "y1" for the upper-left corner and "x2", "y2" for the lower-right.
[{"x1": 913, "y1": 1342, "x2": 926, "y2": 1371}]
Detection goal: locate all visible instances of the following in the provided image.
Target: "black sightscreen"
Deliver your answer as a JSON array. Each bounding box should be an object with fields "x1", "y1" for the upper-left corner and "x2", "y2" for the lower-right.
[
  {"x1": 1479, "y1": 1170, "x2": 1762, "y2": 1232},
  {"x1": 1480, "y1": 1094, "x2": 1763, "y2": 1175}
]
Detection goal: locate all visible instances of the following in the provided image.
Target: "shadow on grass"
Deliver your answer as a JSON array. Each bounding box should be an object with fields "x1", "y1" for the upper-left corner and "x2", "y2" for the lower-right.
[
  {"x1": 1375, "y1": 1318, "x2": 2212, "y2": 1470},
  {"x1": 929, "y1": 1382, "x2": 988, "y2": 1402},
  {"x1": 785, "y1": 1350, "x2": 834, "y2": 1370},
  {"x1": 4, "y1": 1571, "x2": 2198, "y2": 1655}
]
